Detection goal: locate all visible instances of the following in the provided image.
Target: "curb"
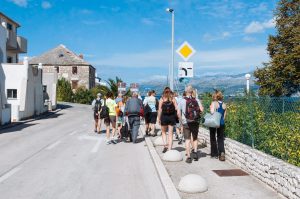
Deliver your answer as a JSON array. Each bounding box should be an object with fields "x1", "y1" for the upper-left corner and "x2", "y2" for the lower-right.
[
  {"x1": 0, "y1": 108, "x2": 62, "y2": 131},
  {"x1": 141, "y1": 125, "x2": 181, "y2": 199}
]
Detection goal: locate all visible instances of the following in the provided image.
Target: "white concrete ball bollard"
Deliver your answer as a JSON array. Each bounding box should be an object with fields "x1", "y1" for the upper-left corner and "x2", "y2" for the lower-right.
[
  {"x1": 156, "y1": 130, "x2": 162, "y2": 136},
  {"x1": 178, "y1": 174, "x2": 208, "y2": 193},
  {"x1": 154, "y1": 136, "x2": 166, "y2": 146},
  {"x1": 162, "y1": 150, "x2": 183, "y2": 162}
]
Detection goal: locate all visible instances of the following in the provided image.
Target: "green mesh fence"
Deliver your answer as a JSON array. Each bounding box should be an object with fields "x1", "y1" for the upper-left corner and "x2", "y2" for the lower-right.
[{"x1": 201, "y1": 96, "x2": 300, "y2": 167}]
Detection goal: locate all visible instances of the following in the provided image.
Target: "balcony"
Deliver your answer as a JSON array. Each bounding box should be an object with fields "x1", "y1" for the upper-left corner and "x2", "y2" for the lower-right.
[
  {"x1": 6, "y1": 30, "x2": 17, "y2": 50},
  {"x1": 17, "y1": 36, "x2": 27, "y2": 53}
]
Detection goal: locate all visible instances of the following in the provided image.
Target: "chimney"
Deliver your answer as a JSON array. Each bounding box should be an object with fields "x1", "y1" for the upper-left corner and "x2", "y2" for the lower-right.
[{"x1": 79, "y1": 54, "x2": 84, "y2": 59}]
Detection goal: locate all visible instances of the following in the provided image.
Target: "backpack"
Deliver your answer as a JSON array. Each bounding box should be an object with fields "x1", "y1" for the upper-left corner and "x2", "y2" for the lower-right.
[
  {"x1": 94, "y1": 99, "x2": 102, "y2": 113},
  {"x1": 162, "y1": 100, "x2": 176, "y2": 115},
  {"x1": 100, "y1": 100, "x2": 109, "y2": 119},
  {"x1": 185, "y1": 97, "x2": 201, "y2": 122},
  {"x1": 120, "y1": 122, "x2": 129, "y2": 138}
]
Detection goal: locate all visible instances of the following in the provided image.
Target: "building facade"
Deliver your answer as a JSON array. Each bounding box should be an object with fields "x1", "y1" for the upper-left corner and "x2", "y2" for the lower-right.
[
  {"x1": 0, "y1": 12, "x2": 27, "y2": 63},
  {"x1": 29, "y1": 45, "x2": 96, "y2": 90},
  {"x1": 2, "y1": 58, "x2": 46, "y2": 122}
]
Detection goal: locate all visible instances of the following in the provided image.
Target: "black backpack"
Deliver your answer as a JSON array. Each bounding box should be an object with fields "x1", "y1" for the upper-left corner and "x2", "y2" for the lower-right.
[
  {"x1": 100, "y1": 100, "x2": 109, "y2": 119},
  {"x1": 94, "y1": 99, "x2": 102, "y2": 113},
  {"x1": 162, "y1": 100, "x2": 176, "y2": 115},
  {"x1": 185, "y1": 97, "x2": 201, "y2": 122},
  {"x1": 120, "y1": 123, "x2": 129, "y2": 138}
]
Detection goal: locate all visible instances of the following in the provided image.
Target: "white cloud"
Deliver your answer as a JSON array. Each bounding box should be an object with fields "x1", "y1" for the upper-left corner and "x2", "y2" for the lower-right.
[
  {"x1": 41, "y1": 1, "x2": 52, "y2": 9},
  {"x1": 262, "y1": 18, "x2": 276, "y2": 28},
  {"x1": 203, "y1": 32, "x2": 231, "y2": 42},
  {"x1": 8, "y1": 0, "x2": 27, "y2": 7},
  {"x1": 81, "y1": 20, "x2": 106, "y2": 25},
  {"x1": 249, "y1": 2, "x2": 268, "y2": 13},
  {"x1": 141, "y1": 18, "x2": 155, "y2": 26},
  {"x1": 91, "y1": 46, "x2": 269, "y2": 72},
  {"x1": 79, "y1": 9, "x2": 93, "y2": 15},
  {"x1": 244, "y1": 18, "x2": 275, "y2": 34},
  {"x1": 243, "y1": 36, "x2": 256, "y2": 42}
]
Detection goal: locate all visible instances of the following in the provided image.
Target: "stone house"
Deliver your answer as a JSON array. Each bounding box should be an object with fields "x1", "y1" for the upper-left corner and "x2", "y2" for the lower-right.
[{"x1": 29, "y1": 44, "x2": 96, "y2": 91}]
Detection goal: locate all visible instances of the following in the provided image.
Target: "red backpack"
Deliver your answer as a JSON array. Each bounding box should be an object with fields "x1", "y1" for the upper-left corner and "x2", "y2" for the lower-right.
[{"x1": 184, "y1": 97, "x2": 201, "y2": 122}]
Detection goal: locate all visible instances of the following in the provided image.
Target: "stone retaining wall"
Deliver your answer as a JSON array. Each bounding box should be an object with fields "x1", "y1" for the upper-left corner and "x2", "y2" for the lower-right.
[{"x1": 198, "y1": 127, "x2": 300, "y2": 199}]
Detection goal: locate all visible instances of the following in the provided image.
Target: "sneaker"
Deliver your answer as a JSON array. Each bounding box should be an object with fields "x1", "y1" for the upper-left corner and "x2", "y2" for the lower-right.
[
  {"x1": 162, "y1": 147, "x2": 168, "y2": 153},
  {"x1": 111, "y1": 140, "x2": 117, "y2": 144},
  {"x1": 186, "y1": 157, "x2": 192, "y2": 164},
  {"x1": 106, "y1": 140, "x2": 111, "y2": 145},
  {"x1": 175, "y1": 135, "x2": 179, "y2": 140},
  {"x1": 192, "y1": 151, "x2": 199, "y2": 161},
  {"x1": 219, "y1": 152, "x2": 225, "y2": 161},
  {"x1": 178, "y1": 138, "x2": 183, "y2": 145},
  {"x1": 94, "y1": 129, "x2": 97, "y2": 133}
]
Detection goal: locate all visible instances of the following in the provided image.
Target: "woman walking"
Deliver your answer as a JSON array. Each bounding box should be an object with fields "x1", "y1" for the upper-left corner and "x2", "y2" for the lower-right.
[
  {"x1": 209, "y1": 91, "x2": 227, "y2": 161},
  {"x1": 157, "y1": 87, "x2": 181, "y2": 153}
]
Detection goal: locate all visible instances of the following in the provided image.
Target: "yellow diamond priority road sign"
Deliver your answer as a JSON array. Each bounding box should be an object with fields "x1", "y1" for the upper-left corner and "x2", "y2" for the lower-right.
[{"x1": 176, "y1": 41, "x2": 196, "y2": 61}]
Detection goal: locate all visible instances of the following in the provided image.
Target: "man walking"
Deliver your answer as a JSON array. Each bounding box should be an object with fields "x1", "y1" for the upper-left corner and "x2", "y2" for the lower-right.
[
  {"x1": 91, "y1": 93, "x2": 102, "y2": 133},
  {"x1": 179, "y1": 86, "x2": 204, "y2": 163},
  {"x1": 125, "y1": 92, "x2": 144, "y2": 143}
]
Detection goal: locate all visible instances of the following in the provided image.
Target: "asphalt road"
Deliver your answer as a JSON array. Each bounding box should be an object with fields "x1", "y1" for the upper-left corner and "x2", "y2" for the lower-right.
[{"x1": 0, "y1": 103, "x2": 167, "y2": 199}]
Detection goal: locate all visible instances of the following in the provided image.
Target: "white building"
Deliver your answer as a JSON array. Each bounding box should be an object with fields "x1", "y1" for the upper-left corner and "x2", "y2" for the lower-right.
[
  {"x1": 1, "y1": 58, "x2": 47, "y2": 122},
  {"x1": 0, "y1": 12, "x2": 27, "y2": 63},
  {"x1": 0, "y1": 21, "x2": 10, "y2": 125}
]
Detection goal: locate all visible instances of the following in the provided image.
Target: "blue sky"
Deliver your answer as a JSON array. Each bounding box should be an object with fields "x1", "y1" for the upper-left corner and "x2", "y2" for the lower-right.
[{"x1": 1, "y1": 0, "x2": 278, "y2": 83}]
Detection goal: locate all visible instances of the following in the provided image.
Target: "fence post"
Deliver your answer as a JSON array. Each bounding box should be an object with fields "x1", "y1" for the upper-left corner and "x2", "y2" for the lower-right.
[{"x1": 250, "y1": 96, "x2": 254, "y2": 148}]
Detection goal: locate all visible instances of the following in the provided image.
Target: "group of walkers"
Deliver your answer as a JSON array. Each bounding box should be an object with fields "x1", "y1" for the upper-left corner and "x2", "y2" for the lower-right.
[{"x1": 92, "y1": 85, "x2": 227, "y2": 163}]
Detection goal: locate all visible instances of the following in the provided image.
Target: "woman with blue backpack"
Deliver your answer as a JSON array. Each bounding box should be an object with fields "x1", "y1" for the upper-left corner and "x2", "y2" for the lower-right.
[{"x1": 209, "y1": 91, "x2": 227, "y2": 161}]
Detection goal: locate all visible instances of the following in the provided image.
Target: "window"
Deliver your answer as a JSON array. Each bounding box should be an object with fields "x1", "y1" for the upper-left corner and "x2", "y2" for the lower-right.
[
  {"x1": 7, "y1": 89, "x2": 17, "y2": 99},
  {"x1": 7, "y1": 23, "x2": 12, "y2": 31},
  {"x1": 7, "y1": 56, "x2": 12, "y2": 63},
  {"x1": 43, "y1": 85, "x2": 47, "y2": 92},
  {"x1": 72, "y1": 80, "x2": 78, "y2": 90},
  {"x1": 72, "y1": 66, "x2": 77, "y2": 75}
]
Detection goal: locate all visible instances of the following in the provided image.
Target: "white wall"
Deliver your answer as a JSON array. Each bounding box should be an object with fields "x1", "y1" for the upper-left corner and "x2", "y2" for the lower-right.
[
  {"x1": 43, "y1": 72, "x2": 58, "y2": 109},
  {"x1": 2, "y1": 59, "x2": 46, "y2": 121}
]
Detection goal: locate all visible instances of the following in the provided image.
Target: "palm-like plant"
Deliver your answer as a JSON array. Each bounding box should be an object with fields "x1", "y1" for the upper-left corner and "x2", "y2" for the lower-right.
[{"x1": 93, "y1": 76, "x2": 131, "y2": 98}]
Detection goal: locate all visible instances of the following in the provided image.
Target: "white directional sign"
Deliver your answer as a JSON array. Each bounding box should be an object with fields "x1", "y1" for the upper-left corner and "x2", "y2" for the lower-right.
[
  {"x1": 176, "y1": 41, "x2": 196, "y2": 61},
  {"x1": 178, "y1": 62, "x2": 194, "y2": 78}
]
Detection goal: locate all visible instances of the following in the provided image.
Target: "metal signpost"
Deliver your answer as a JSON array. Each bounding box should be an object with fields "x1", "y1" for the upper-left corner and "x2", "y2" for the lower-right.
[{"x1": 176, "y1": 41, "x2": 196, "y2": 88}]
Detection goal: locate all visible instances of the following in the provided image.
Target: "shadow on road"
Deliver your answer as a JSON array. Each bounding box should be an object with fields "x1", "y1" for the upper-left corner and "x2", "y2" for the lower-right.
[
  {"x1": 57, "y1": 104, "x2": 73, "y2": 109},
  {"x1": 0, "y1": 123, "x2": 36, "y2": 135}
]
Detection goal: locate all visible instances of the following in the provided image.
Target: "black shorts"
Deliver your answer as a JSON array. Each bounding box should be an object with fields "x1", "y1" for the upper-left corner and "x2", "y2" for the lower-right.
[
  {"x1": 161, "y1": 114, "x2": 176, "y2": 126},
  {"x1": 183, "y1": 122, "x2": 199, "y2": 140},
  {"x1": 149, "y1": 112, "x2": 157, "y2": 124},
  {"x1": 94, "y1": 112, "x2": 99, "y2": 120},
  {"x1": 145, "y1": 112, "x2": 151, "y2": 124}
]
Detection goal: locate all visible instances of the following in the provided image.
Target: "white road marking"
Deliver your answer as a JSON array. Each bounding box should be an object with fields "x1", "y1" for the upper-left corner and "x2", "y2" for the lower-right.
[
  {"x1": 46, "y1": 141, "x2": 61, "y2": 150},
  {"x1": 91, "y1": 140, "x2": 102, "y2": 153},
  {"x1": 69, "y1": 130, "x2": 77, "y2": 136},
  {"x1": 78, "y1": 135, "x2": 104, "y2": 153},
  {"x1": 0, "y1": 167, "x2": 22, "y2": 183}
]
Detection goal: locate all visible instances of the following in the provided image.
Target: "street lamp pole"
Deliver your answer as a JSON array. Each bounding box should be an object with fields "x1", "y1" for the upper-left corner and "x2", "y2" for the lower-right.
[{"x1": 166, "y1": 8, "x2": 174, "y2": 91}]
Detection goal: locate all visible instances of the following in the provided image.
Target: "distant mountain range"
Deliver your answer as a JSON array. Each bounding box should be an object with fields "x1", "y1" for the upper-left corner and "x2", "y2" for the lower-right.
[{"x1": 139, "y1": 72, "x2": 259, "y2": 96}]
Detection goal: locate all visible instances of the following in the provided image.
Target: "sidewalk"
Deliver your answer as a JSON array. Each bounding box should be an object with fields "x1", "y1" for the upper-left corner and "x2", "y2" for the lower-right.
[{"x1": 146, "y1": 130, "x2": 284, "y2": 199}]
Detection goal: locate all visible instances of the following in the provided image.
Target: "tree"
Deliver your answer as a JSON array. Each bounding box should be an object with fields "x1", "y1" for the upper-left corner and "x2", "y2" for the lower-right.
[
  {"x1": 73, "y1": 86, "x2": 93, "y2": 104},
  {"x1": 57, "y1": 78, "x2": 73, "y2": 102},
  {"x1": 254, "y1": 0, "x2": 300, "y2": 96},
  {"x1": 96, "y1": 76, "x2": 130, "y2": 98}
]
